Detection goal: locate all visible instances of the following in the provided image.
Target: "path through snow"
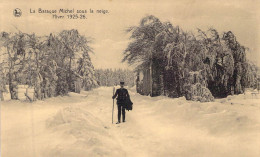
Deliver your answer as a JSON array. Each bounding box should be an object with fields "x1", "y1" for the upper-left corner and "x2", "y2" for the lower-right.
[{"x1": 1, "y1": 87, "x2": 260, "y2": 157}]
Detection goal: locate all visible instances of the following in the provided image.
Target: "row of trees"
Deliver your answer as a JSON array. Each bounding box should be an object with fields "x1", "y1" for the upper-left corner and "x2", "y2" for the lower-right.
[
  {"x1": 123, "y1": 15, "x2": 259, "y2": 101},
  {"x1": 0, "y1": 29, "x2": 97, "y2": 100},
  {"x1": 95, "y1": 68, "x2": 135, "y2": 87}
]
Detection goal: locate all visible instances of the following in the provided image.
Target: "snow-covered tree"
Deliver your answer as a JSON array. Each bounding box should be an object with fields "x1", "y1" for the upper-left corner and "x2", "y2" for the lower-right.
[
  {"x1": 0, "y1": 29, "x2": 97, "y2": 100},
  {"x1": 95, "y1": 68, "x2": 135, "y2": 87},
  {"x1": 123, "y1": 15, "x2": 258, "y2": 101},
  {"x1": 77, "y1": 51, "x2": 97, "y2": 90}
]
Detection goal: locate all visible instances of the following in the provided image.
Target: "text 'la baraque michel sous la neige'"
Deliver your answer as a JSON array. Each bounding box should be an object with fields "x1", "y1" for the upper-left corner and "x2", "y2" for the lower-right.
[{"x1": 30, "y1": 8, "x2": 109, "y2": 14}]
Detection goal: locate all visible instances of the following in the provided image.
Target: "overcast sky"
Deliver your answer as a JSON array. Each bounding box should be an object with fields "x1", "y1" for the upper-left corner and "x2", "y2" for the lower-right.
[{"x1": 1, "y1": 0, "x2": 259, "y2": 69}]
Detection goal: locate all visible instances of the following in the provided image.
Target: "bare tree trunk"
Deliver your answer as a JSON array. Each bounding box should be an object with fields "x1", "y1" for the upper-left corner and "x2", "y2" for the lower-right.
[
  {"x1": 9, "y1": 72, "x2": 18, "y2": 99},
  {"x1": 8, "y1": 48, "x2": 18, "y2": 100},
  {"x1": 0, "y1": 91, "x2": 4, "y2": 101},
  {"x1": 69, "y1": 56, "x2": 73, "y2": 91},
  {"x1": 150, "y1": 59, "x2": 153, "y2": 96}
]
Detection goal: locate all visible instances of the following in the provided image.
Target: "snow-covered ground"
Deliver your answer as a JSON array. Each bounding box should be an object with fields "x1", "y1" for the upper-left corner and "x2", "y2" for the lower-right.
[{"x1": 1, "y1": 87, "x2": 260, "y2": 157}]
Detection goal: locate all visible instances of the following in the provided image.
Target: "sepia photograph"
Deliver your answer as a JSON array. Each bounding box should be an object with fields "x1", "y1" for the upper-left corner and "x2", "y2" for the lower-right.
[{"x1": 0, "y1": 0, "x2": 260, "y2": 156}]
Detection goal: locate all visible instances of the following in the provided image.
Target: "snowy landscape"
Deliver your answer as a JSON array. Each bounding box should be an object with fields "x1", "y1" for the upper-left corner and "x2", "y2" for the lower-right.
[
  {"x1": 1, "y1": 86, "x2": 260, "y2": 157},
  {"x1": 1, "y1": 0, "x2": 260, "y2": 156}
]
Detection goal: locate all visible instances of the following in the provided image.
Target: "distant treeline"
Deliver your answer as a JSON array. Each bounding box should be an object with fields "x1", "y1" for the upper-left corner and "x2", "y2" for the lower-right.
[
  {"x1": 0, "y1": 29, "x2": 97, "y2": 100},
  {"x1": 123, "y1": 15, "x2": 259, "y2": 101},
  {"x1": 95, "y1": 69, "x2": 135, "y2": 87}
]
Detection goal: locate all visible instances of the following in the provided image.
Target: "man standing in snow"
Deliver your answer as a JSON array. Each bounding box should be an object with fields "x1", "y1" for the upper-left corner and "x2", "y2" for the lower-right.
[{"x1": 112, "y1": 82, "x2": 130, "y2": 124}]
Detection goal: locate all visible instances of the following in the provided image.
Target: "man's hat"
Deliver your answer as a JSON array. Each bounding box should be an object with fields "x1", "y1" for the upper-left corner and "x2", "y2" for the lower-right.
[{"x1": 120, "y1": 81, "x2": 124, "y2": 85}]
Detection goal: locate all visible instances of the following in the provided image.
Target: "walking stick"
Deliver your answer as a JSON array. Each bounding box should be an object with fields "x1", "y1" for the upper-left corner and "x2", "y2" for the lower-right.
[{"x1": 112, "y1": 87, "x2": 115, "y2": 124}]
